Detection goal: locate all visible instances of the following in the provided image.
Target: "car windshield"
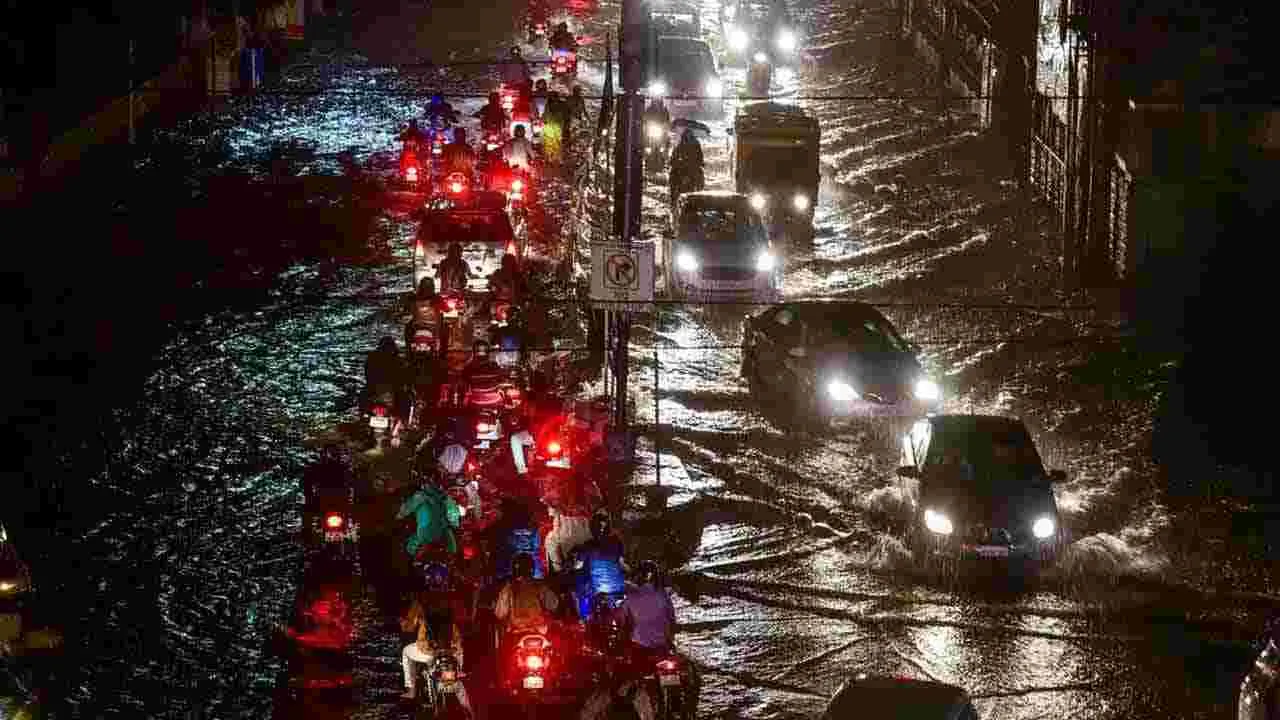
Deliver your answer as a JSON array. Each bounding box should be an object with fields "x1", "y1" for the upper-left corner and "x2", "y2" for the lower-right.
[
  {"x1": 924, "y1": 422, "x2": 1046, "y2": 488},
  {"x1": 807, "y1": 310, "x2": 910, "y2": 353},
  {"x1": 679, "y1": 206, "x2": 763, "y2": 245},
  {"x1": 738, "y1": 144, "x2": 816, "y2": 188},
  {"x1": 421, "y1": 213, "x2": 513, "y2": 245},
  {"x1": 659, "y1": 41, "x2": 715, "y2": 78}
]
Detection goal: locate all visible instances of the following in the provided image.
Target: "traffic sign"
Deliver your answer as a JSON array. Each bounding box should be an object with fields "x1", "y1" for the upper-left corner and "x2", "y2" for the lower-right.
[{"x1": 590, "y1": 241, "x2": 654, "y2": 310}]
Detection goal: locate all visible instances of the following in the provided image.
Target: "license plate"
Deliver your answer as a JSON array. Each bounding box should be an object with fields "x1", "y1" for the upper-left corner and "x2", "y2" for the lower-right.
[
  {"x1": 976, "y1": 545, "x2": 1010, "y2": 558},
  {"x1": 369, "y1": 416, "x2": 390, "y2": 429},
  {"x1": 659, "y1": 674, "x2": 682, "y2": 686},
  {"x1": 523, "y1": 675, "x2": 544, "y2": 690},
  {"x1": 444, "y1": 310, "x2": 460, "y2": 319}
]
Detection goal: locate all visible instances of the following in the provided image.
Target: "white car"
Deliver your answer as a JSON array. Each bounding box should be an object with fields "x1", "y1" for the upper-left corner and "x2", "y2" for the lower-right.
[
  {"x1": 664, "y1": 191, "x2": 779, "y2": 301},
  {"x1": 648, "y1": 36, "x2": 724, "y2": 118}
]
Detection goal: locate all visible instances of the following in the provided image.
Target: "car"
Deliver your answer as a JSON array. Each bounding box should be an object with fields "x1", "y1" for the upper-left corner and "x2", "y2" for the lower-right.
[
  {"x1": 739, "y1": 301, "x2": 940, "y2": 421},
  {"x1": 896, "y1": 415, "x2": 1066, "y2": 569},
  {"x1": 732, "y1": 102, "x2": 820, "y2": 242},
  {"x1": 414, "y1": 194, "x2": 519, "y2": 290},
  {"x1": 648, "y1": 36, "x2": 724, "y2": 118},
  {"x1": 651, "y1": 0, "x2": 702, "y2": 36},
  {"x1": 822, "y1": 674, "x2": 980, "y2": 719},
  {"x1": 664, "y1": 191, "x2": 779, "y2": 301},
  {"x1": 1238, "y1": 616, "x2": 1280, "y2": 720}
]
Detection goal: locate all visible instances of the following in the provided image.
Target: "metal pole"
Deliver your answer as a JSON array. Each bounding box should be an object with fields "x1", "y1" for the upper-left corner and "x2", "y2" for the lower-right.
[
  {"x1": 128, "y1": 38, "x2": 135, "y2": 145},
  {"x1": 654, "y1": 303, "x2": 660, "y2": 486}
]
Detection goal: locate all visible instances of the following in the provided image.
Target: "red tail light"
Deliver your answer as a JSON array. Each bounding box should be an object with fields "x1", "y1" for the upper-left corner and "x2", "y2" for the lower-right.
[
  {"x1": 546, "y1": 440, "x2": 562, "y2": 456},
  {"x1": 446, "y1": 298, "x2": 458, "y2": 310},
  {"x1": 511, "y1": 179, "x2": 523, "y2": 192},
  {"x1": 524, "y1": 654, "x2": 545, "y2": 670},
  {"x1": 405, "y1": 166, "x2": 418, "y2": 182},
  {"x1": 463, "y1": 544, "x2": 476, "y2": 560},
  {"x1": 506, "y1": 241, "x2": 518, "y2": 255},
  {"x1": 657, "y1": 659, "x2": 679, "y2": 672},
  {"x1": 372, "y1": 405, "x2": 387, "y2": 417},
  {"x1": 466, "y1": 460, "x2": 478, "y2": 472},
  {"x1": 450, "y1": 181, "x2": 464, "y2": 193},
  {"x1": 324, "y1": 513, "x2": 344, "y2": 530}
]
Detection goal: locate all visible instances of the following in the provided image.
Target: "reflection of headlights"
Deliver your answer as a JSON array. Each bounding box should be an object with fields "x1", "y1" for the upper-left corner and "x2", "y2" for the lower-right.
[
  {"x1": 756, "y1": 251, "x2": 775, "y2": 272},
  {"x1": 750, "y1": 192, "x2": 767, "y2": 210},
  {"x1": 728, "y1": 27, "x2": 749, "y2": 50},
  {"x1": 924, "y1": 509, "x2": 953, "y2": 535},
  {"x1": 676, "y1": 250, "x2": 698, "y2": 271},
  {"x1": 646, "y1": 122, "x2": 664, "y2": 141},
  {"x1": 792, "y1": 193, "x2": 810, "y2": 211},
  {"x1": 1032, "y1": 516, "x2": 1056, "y2": 539},
  {"x1": 648, "y1": 80, "x2": 667, "y2": 96},
  {"x1": 0, "y1": 581, "x2": 15, "y2": 592},
  {"x1": 914, "y1": 378, "x2": 940, "y2": 401},
  {"x1": 705, "y1": 79, "x2": 723, "y2": 97},
  {"x1": 777, "y1": 29, "x2": 797, "y2": 51},
  {"x1": 827, "y1": 380, "x2": 858, "y2": 402},
  {"x1": 753, "y1": 51, "x2": 769, "y2": 64}
]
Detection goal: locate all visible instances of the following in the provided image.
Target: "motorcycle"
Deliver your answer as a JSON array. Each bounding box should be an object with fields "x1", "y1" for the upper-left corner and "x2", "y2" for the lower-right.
[
  {"x1": 368, "y1": 391, "x2": 400, "y2": 450},
  {"x1": 506, "y1": 632, "x2": 560, "y2": 698},
  {"x1": 412, "y1": 653, "x2": 469, "y2": 718},
  {"x1": 551, "y1": 47, "x2": 578, "y2": 79},
  {"x1": 401, "y1": 146, "x2": 426, "y2": 189},
  {"x1": 441, "y1": 171, "x2": 471, "y2": 206},
  {"x1": 650, "y1": 655, "x2": 695, "y2": 720}
]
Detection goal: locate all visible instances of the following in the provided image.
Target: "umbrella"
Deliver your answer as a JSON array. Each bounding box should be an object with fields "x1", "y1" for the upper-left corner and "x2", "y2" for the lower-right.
[{"x1": 671, "y1": 118, "x2": 711, "y2": 140}]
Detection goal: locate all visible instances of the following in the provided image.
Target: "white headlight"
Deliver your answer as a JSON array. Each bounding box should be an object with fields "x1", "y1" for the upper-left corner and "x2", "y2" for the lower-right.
[
  {"x1": 756, "y1": 251, "x2": 775, "y2": 271},
  {"x1": 729, "y1": 27, "x2": 749, "y2": 50},
  {"x1": 0, "y1": 581, "x2": 14, "y2": 592},
  {"x1": 914, "y1": 378, "x2": 940, "y2": 401},
  {"x1": 705, "y1": 79, "x2": 723, "y2": 97},
  {"x1": 924, "y1": 508, "x2": 953, "y2": 535},
  {"x1": 827, "y1": 380, "x2": 858, "y2": 402},
  {"x1": 676, "y1": 250, "x2": 698, "y2": 271},
  {"x1": 646, "y1": 122, "x2": 664, "y2": 141},
  {"x1": 648, "y1": 80, "x2": 667, "y2": 96},
  {"x1": 753, "y1": 51, "x2": 769, "y2": 64},
  {"x1": 1032, "y1": 516, "x2": 1056, "y2": 539},
  {"x1": 750, "y1": 192, "x2": 767, "y2": 210},
  {"x1": 792, "y1": 193, "x2": 810, "y2": 211},
  {"x1": 777, "y1": 29, "x2": 797, "y2": 51}
]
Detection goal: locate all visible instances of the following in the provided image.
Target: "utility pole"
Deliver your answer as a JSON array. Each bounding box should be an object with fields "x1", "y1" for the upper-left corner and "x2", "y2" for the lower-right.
[{"x1": 609, "y1": 0, "x2": 648, "y2": 429}]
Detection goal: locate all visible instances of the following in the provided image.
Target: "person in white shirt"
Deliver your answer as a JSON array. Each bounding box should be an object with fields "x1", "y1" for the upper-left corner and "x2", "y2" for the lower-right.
[{"x1": 501, "y1": 124, "x2": 535, "y2": 172}]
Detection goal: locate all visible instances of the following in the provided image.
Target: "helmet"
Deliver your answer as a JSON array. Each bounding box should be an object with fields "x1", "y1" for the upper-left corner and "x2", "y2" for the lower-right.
[
  {"x1": 446, "y1": 241, "x2": 463, "y2": 259},
  {"x1": 438, "y1": 443, "x2": 468, "y2": 475},
  {"x1": 377, "y1": 336, "x2": 398, "y2": 354},
  {"x1": 510, "y1": 46, "x2": 523, "y2": 58},
  {"x1": 556, "y1": 21, "x2": 569, "y2": 31},
  {"x1": 512, "y1": 552, "x2": 534, "y2": 579},
  {"x1": 473, "y1": 339, "x2": 491, "y2": 358},
  {"x1": 637, "y1": 559, "x2": 663, "y2": 587},
  {"x1": 514, "y1": 124, "x2": 527, "y2": 138},
  {"x1": 422, "y1": 561, "x2": 451, "y2": 591},
  {"x1": 535, "y1": 78, "x2": 548, "y2": 91},
  {"x1": 416, "y1": 276, "x2": 437, "y2": 299},
  {"x1": 590, "y1": 508, "x2": 611, "y2": 540}
]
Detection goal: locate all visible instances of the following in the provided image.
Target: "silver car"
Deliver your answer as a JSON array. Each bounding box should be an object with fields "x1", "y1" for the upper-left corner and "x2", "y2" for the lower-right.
[{"x1": 664, "y1": 191, "x2": 779, "y2": 301}]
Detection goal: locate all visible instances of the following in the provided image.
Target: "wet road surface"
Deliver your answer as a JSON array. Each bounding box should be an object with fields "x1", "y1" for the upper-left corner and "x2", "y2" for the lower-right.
[{"x1": 9, "y1": 0, "x2": 1275, "y2": 718}]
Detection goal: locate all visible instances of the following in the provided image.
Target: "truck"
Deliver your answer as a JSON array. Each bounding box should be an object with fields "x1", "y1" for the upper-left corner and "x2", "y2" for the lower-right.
[{"x1": 730, "y1": 101, "x2": 820, "y2": 242}]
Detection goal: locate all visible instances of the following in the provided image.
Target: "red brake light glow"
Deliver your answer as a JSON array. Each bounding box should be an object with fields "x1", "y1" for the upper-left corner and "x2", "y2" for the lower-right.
[
  {"x1": 511, "y1": 179, "x2": 523, "y2": 192},
  {"x1": 506, "y1": 241, "x2": 518, "y2": 255},
  {"x1": 324, "y1": 513, "x2": 344, "y2": 530},
  {"x1": 372, "y1": 406, "x2": 387, "y2": 417},
  {"x1": 657, "y1": 659, "x2": 678, "y2": 671},
  {"x1": 477, "y1": 422, "x2": 491, "y2": 433},
  {"x1": 524, "y1": 654, "x2": 545, "y2": 670},
  {"x1": 450, "y1": 181, "x2": 464, "y2": 193},
  {"x1": 405, "y1": 166, "x2": 418, "y2": 182},
  {"x1": 446, "y1": 298, "x2": 458, "y2": 309},
  {"x1": 546, "y1": 440, "x2": 562, "y2": 455}
]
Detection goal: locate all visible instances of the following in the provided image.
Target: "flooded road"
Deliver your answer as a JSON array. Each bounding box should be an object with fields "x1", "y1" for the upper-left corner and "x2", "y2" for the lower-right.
[{"x1": 9, "y1": 0, "x2": 1273, "y2": 718}]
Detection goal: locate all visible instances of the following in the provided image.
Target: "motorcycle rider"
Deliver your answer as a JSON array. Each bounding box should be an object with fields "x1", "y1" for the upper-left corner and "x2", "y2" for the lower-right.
[
  {"x1": 488, "y1": 497, "x2": 549, "y2": 581},
  {"x1": 571, "y1": 509, "x2": 628, "y2": 621},
  {"x1": 442, "y1": 126, "x2": 478, "y2": 180},
  {"x1": 577, "y1": 597, "x2": 657, "y2": 720},
  {"x1": 436, "y1": 242, "x2": 472, "y2": 294},
  {"x1": 550, "y1": 21, "x2": 577, "y2": 53},
  {"x1": 476, "y1": 91, "x2": 510, "y2": 136},
  {"x1": 542, "y1": 475, "x2": 598, "y2": 574},
  {"x1": 396, "y1": 459, "x2": 465, "y2": 561},
  {"x1": 488, "y1": 252, "x2": 525, "y2": 303},
  {"x1": 501, "y1": 46, "x2": 532, "y2": 91},
  {"x1": 461, "y1": 339, "x2": 506, "y2": 409},
  {"x1": 532, "y1": 78, "x2": 550, "y2": 119},
  {"x1": 542, "y1": 89, "x2": 569, "y2": 163},
  {"x1": 366, "y1": 336, "x2": 409, "y2": 439},
  {"x1": 425, "y1": 93, "x2": 461, "y2": 128},
  {"x1": 668, "y1": 127, "x2": 706, "y2": 211},
  {"x1": 568, "y1": 85, "x2": 589, "y2": 128},
  {"x1": 501, "y1": 124, "x2": 536, "y2": 173},
  {"x1": 400, "y1": 118, "x2": 429, "y2": 153},
  {"x1": 494, "y1": 552, "x2": 562, "y2": 640},
  {"x1": 399, "y1": 563, "x2": 474, "y2": 713}
]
